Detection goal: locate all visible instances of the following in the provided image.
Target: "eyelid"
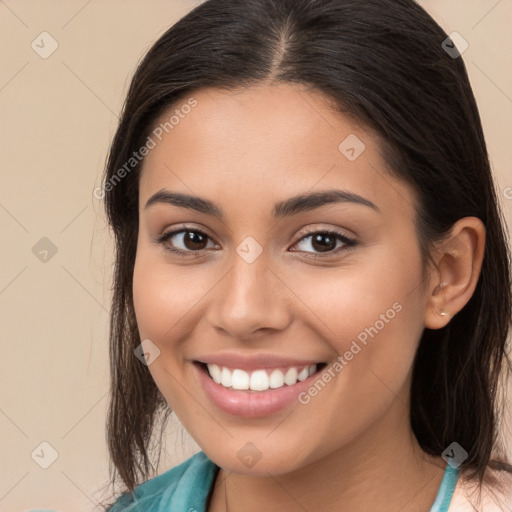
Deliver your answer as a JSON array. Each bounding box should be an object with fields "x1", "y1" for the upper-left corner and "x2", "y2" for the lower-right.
[
  {"x1": 290, "y1": 225, "x2": 357, "y2": 257},
  {"x1": 156, "y1": 224, "x2": 217, "y2": 250},
  {"x1": 156, "y1": 224, "x2": 357, "y2": 257},
  {"x1": 294, "y1": 225, "x2": 355, "y2": 242}
]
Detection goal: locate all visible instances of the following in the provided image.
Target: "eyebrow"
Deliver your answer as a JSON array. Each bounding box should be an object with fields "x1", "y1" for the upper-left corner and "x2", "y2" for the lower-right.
[{"x1": 144, "y1": 188, "x2": 380, "y2": 220}]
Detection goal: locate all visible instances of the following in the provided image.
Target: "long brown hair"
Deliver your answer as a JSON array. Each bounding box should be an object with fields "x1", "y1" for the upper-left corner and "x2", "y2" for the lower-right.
[{"x1": 99, "y1": 0, "x2": 512, "y2": 507}]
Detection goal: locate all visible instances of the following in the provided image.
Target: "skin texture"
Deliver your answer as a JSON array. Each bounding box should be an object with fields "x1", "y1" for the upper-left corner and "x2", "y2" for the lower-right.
[{"x1": 132, "y1": 82, "x2": 486, "y2": 511}]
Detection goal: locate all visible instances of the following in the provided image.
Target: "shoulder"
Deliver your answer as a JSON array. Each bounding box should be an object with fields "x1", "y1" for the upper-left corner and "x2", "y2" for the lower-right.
[
  {"x1": 449, "y1": 467, "x2": 512, "y2": 511},
  {"x1": 107, "y1": 451, "x2": 218, "y2": 511}
]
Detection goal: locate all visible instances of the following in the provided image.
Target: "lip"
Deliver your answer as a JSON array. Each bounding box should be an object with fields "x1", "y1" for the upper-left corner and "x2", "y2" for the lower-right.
[
  {"x1": 193, "y1": 361, "x2": 327, "y2": 418},
  {"x1": 195, "y1": 352, "x2": 326, "y2": 372}
]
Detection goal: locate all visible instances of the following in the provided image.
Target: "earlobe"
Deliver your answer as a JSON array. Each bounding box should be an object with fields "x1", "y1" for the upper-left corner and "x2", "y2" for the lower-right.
[{"x1": 424, "y1": 217, "x2": 486, "y2": 330}]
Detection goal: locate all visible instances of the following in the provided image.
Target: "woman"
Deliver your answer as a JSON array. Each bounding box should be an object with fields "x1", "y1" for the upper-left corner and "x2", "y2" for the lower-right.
[{"x1": 100, "y1": 0, "x2": 512, "y2": 510}]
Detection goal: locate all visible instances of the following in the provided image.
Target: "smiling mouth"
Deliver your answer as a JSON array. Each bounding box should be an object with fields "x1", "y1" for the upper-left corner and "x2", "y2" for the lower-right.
[{"x1": 196, "y1": 361, "x2": 328, "y2": 392}]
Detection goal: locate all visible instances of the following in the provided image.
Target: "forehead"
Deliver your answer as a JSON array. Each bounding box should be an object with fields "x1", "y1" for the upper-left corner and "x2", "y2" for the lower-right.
[{"x1": 138, "y1": 83, "x2": 416, "y2": 218}]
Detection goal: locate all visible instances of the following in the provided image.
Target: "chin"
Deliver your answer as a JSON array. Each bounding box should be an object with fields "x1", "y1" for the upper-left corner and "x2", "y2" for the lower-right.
[{"x1": 205, "y1": 440, "x2": 315, "y2": 477}]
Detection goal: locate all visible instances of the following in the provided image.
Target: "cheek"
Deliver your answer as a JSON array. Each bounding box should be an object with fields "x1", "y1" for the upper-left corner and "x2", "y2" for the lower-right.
[
  {"x1": 132, "y1": 251, "x2": 204, "y2": 411},
  {"x1": 282, "y1": 258, "x2": 425, "y2": 453},
  {"x1": 290, "y1": 246, "x2": 425, "y2": 391},
  {"x1": 132, "y1": 250, "x2": 209, "y2": 343}
]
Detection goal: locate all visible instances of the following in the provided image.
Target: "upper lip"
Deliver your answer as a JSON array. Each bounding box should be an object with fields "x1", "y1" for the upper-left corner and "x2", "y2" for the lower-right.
[{"x1": 194, "y1": 352, "x2": 327, "y2": 371}]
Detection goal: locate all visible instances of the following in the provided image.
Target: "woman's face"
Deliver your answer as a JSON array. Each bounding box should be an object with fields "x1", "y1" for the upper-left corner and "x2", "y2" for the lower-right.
[{"x1": 133, "y1": 83, "x2": 429, "y2": 475}]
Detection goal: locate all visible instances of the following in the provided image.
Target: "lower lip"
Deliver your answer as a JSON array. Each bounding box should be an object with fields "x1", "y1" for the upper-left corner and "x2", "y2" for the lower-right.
[{"x1": 194, "y1": 362, "x2": 324, "y2": 418}]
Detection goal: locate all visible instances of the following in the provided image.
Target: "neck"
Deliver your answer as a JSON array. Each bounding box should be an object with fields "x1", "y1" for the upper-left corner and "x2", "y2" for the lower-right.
[{"x1": 207, "y1": 392, "x2": 447, "y2": 512}]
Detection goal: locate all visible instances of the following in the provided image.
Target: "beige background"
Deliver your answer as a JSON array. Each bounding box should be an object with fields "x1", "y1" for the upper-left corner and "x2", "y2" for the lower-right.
[{"x1": 0, "y1": 0, "x2": 511, "y2": 510}]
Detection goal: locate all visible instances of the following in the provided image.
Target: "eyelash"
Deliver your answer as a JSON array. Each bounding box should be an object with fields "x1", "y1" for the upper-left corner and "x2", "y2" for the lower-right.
[{"x1": 156, "y1": 225, "x2": 357, "y2": 259}]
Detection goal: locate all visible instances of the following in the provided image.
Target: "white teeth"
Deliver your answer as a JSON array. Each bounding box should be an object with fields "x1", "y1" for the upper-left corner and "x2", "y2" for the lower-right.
[
  {"x1": 297, "y1": 367, "x2": 309, "y2": 381},
  {"x1": 220, "y1": 367, "x2": 232, "y2": 387},
  {"x1": 284, "y1": 367, "x2": 298, "y2": 385},
  {"x1": 269, "y1": 369, "x2": 284, "y2": 389},
  {"x1": 206, "y1": 363, "x2": 318, "y2": 391},
  {"x1": 231, "y1": 369, "x2": 249, "y2": 390},
  {"x1": 250, "y1": 370, "x2": 269, "y2": 391},
  {"x1": 208, "y1": 364, "x2": 222, "y2": 384}
]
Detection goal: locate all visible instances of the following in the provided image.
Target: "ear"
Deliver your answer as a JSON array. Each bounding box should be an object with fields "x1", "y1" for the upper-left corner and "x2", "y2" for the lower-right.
[{"x1": 424, "y1": 217, "x2": 486, "y2": 330}]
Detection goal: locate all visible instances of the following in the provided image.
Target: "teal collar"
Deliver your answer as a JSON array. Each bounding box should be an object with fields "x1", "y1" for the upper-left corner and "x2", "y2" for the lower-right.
[{"x1": 430, "y1": 464, "x2": 459, "y2": 512}]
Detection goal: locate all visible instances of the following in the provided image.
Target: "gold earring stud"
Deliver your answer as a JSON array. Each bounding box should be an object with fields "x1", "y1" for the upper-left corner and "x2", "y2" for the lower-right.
[{"x1": 439, "y1": 309, "x2": 449, "y2": 317}]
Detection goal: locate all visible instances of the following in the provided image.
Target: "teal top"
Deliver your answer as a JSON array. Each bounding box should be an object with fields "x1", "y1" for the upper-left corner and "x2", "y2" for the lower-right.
[{"x1": 106, "y1": 451, "x2": 459, "y2": 511}]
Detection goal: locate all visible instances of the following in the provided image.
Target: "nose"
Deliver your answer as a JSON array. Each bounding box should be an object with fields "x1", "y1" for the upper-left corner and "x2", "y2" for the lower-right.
[{"x1": 205, "y1": 251, "x2": 293, "y2": 341}]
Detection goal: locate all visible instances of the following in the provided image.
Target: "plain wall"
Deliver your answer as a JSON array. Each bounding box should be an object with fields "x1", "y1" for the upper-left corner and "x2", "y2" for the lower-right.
[{"x1": 0, "y1": 0, "x2": 511, "y2": 510}]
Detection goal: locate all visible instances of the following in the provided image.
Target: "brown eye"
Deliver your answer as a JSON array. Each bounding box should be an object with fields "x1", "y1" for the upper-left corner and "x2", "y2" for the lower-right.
[
  {"x1": 292, "y1": 229, "x2": 356, "y2": 257},
  {"x1": 157, "y1": 228, "x2": 218, "y2": 254}
]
